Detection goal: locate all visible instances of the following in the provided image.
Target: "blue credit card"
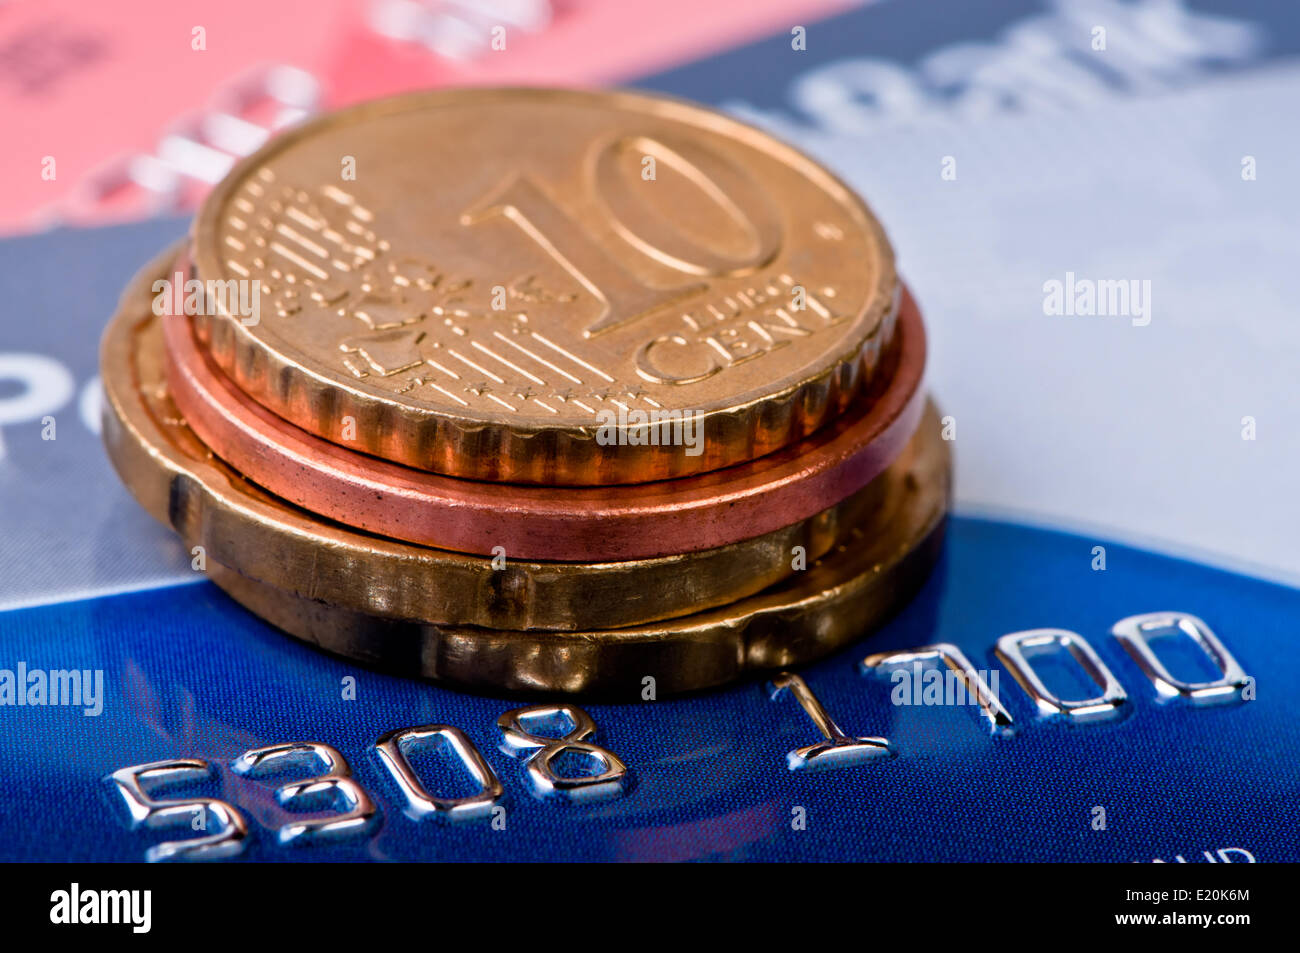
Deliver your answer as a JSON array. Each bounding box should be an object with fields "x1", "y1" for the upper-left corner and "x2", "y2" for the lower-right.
[
  {"x1": 0, "y1": 517, "x2": 1294, "y2": 862},
  {"x1": 1, "y1": 0, "x2": 1298, "y2": 861}
]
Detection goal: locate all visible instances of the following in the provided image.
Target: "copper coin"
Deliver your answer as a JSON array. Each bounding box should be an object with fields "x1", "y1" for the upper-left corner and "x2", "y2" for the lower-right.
[
  {"x1": 190, "y1": 87, "x2": 898, "y2": 484},
  {"x1": 164, "y1": 253, "x2": 926, "y2": 561},
  {"x1": 205, "y1": 400, "x2": 950, "y2": 696},
  {"x1": 102, "y1": 247, "x2": 891, "y2": 631}
]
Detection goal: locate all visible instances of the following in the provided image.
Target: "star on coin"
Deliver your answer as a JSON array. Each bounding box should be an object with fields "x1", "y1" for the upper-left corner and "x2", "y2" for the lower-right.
[
  {"x1": 550, "y1": 388, "x2": 576, "y2": 402},
  {"x1": 394, "y1": 374, "x2": 430, "y2": 395},
  {"x1": 464, "y1": 381, "x2": 492, "y2": 396}
]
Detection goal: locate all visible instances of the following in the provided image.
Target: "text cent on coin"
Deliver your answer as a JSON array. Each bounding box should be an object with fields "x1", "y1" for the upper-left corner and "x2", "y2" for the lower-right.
[{"x1": 191, "y1": 87, "x2": 898, "y2": 484}]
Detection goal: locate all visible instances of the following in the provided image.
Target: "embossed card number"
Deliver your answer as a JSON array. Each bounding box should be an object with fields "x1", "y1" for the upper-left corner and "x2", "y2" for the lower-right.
[
  {"x1": 106, "y1": 614, "x2": 1248, "y2": 859},
  {"x1": 107, "y1": 704, "x2": 625, "y2": 861}
]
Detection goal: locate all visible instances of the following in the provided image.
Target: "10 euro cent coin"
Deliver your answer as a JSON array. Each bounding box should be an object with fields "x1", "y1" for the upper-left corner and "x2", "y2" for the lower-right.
[{"x1": 190, "y1": 87, "x2": 898, "y2": 484}]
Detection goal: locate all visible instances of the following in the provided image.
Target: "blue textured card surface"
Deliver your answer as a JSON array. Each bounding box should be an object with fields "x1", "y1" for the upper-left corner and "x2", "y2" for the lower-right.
[
  {"x1": 1, "y1": 0, "x2": 1297, "y2": 861},
  {"x1": 0, "y1": 518, "x2": 1294, "y2": 862}
]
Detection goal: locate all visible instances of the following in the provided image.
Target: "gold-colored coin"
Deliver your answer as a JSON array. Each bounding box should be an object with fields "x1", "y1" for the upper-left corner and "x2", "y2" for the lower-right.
[
  {"x1": 102, "y1": 249, "x2": 891, "y2": 632},
  {"x1": 191, "y1": 87, "x2": 898, "y2": 484},
  {"x1": 206, "y1": 401, "x2": 949, "y2": 696}
]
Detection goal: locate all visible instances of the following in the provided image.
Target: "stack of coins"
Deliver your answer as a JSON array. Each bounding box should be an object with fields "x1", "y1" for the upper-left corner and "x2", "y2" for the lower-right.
[{"x1": 100, "y1": 88, "x2": 950, "y2": 697}]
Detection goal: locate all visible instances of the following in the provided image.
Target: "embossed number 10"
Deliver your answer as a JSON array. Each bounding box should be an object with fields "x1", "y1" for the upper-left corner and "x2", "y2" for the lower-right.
[{"x1": 459, "y1": 136, "x2": 782, "y2": 336}]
